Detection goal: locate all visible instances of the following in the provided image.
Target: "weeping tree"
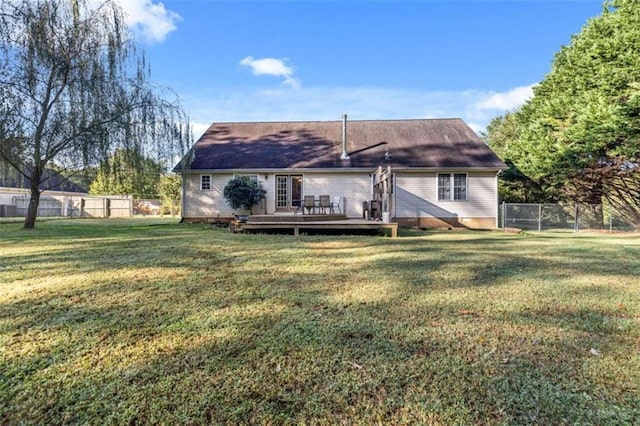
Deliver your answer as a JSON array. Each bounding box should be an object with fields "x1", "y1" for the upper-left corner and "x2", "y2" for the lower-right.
[{"x1": 0, "y1": 0, "x2": 190, "y2": 228}]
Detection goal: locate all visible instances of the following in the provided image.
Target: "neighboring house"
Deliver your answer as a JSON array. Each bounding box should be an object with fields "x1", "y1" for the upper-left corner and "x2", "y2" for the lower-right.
[
  {"x1": 0, "y1": 168, "x2": 88, "y2": 217},
  {"x1": 174, "y1": 117, "x2": 507, "y2": 228}
]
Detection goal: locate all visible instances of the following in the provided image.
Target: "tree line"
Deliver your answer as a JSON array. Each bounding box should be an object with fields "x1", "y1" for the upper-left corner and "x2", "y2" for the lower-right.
[{"x1": 482, "y1": 0, "x2": 640, "y2": 226}]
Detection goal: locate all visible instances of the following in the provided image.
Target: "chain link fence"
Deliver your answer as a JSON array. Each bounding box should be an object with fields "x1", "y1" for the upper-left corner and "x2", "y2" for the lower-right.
[
  {"x1": 500, "y1": 203, "x2": 638, "y2": 232},
  {"x1": 133, "y1": 198, "x2": 180, "y2": 216}
]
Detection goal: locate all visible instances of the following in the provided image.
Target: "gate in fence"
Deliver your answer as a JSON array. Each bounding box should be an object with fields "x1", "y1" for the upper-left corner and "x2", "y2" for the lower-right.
[{"x1": 501, "y1": 203, "x2": 637, "y2": 232}]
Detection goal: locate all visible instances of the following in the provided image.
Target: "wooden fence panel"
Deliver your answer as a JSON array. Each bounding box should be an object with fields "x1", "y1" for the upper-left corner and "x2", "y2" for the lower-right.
[
  {"x1": 82, "y1": 198, "x2": 107, "y2": 218},
  {"x1": 108, "y1": 197, "x2": 132, "y2": 218}
]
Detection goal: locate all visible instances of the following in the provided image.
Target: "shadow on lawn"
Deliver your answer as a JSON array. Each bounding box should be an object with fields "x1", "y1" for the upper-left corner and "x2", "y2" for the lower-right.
[{"x1": 2, "y1": 227, "x2": 639, "y2": 424}]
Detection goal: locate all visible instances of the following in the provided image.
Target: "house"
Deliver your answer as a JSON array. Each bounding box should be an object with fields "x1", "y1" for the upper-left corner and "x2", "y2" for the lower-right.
[
  {"x1": 0, "y1": 168, "x2": 88, "y2": 217},
  {"x1": 174, "y1": 116, "x2": 507, "y2": 228}
]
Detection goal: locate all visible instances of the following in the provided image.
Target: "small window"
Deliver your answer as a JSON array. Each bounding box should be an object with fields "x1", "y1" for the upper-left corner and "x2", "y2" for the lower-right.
[
  {"x1": 200, "y1": 175, "x2": 211, "y2": 190},
  {"x1": 438, "y1": 173, "x2": 467, "y2": 201}
]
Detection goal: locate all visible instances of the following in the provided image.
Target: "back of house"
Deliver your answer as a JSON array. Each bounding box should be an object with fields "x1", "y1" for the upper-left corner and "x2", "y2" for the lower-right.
[{"x1": 174, "y1": 116, "x2": 507, "y2": 229}]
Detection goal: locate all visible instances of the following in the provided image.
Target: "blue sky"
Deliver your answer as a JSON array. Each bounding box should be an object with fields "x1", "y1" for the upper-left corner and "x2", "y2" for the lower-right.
[{"x1": 117, "y1": 0, "x2": 604, "y2": 137}]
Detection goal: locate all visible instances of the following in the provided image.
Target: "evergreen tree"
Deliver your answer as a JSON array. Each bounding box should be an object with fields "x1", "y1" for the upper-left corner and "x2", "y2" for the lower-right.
[{"x1": 496, "y1": 0, "x2": 640, "y2": 225}]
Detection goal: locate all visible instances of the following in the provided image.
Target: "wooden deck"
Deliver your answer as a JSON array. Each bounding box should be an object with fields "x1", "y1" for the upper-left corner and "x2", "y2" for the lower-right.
[{"x1": 236, "y1": 216, "x2": 398, "y2": 238}]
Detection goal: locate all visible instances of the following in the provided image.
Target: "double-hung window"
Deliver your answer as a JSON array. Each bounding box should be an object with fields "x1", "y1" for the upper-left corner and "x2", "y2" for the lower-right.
[
  {"x1": 437, "y1": 174, "x2": 451, "y2": 201},
  {"x1": 437, "y1": 173, "x2": 467, "y2": 201},
  {"x1": 200, "y1": 175, "x2": 211, "y2": 190}
]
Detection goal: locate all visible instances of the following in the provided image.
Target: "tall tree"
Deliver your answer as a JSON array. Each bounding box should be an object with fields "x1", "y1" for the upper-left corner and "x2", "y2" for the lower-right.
[
  {"x1": 89, "y1": 148, "x2": 162, "y2": 197},
  {"x1": 506, "y1": 0, "x2": 640, "y2": 225},
  {"x1": 158, "y1": 173, "x2": 181, "y2": 216},
  {"x1": 482, "y1": 113, "x2": 548, "y2": 203},
  {"x1": 0, "y1": 0, "x2": 189, "y2": 228}
]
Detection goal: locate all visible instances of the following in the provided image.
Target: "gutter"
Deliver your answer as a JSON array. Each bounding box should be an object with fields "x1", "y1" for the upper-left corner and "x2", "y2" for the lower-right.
[{"x1": 179, "y1": 167, "x2": 507, "y2": 174}]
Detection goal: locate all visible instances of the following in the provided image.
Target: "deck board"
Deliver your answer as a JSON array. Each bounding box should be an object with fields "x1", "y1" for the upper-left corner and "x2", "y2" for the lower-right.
[{"x1": 237, "y1": 218, "x2": 398, "y2": 238}]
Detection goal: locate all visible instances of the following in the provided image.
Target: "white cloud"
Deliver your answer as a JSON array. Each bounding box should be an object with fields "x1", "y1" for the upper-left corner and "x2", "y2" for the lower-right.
[
  {"x1": 239, "y1": 56, "x2": 301, "y2": 89},
  {"x1": 475, "y1": 84, "x2": 535, "y2": 111},
  {"x1": 90, "y1": 0, "x2": 181, "y2": 43},
  {"x1": 15, "y1": 0, "x2": 181, "y2": 43}
]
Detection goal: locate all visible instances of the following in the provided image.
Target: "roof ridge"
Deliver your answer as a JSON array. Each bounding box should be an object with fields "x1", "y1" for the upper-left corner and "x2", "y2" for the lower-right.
[
  {"x1": 209, "y1": 118, "x2": 463, "y2": 125},
  {"x1": 348, "y1": 118, "x2": 463, "y2": 123}
]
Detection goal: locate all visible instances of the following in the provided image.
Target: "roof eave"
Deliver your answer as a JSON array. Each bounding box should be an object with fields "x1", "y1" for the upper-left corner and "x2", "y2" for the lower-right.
[{"x1": 178, "y1": 165, "x2": 507, "y2": 174}]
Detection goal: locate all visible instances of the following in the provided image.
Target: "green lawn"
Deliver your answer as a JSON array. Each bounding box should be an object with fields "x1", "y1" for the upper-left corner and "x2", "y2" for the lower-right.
[{"x1": 1, "y1": 219, "x2": 639, "y2": 425}]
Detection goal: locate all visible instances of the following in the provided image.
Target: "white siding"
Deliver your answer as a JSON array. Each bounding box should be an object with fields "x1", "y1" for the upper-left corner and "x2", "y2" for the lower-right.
[
  {"x1": 395, "y1": 171, "x2": 498, "y2": 219},
  {"x1": 182, "y1": 170, "x2": 498, "y2": 222},
  {"x1": 183, "y1": 173, "x2": 235, "y2": 217},
  {"x1": 183, "y1": 173, "x2": 271, "y2": 217},
  {"x1": 303, "y1": 173, "x2": 370, "y2": 217},
  {"x1": 263, "y1": 174, "x2": 276, "y2": 213}
]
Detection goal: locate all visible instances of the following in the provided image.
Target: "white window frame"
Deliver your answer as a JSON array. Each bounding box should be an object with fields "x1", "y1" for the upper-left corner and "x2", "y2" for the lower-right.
[
  {"x1": 437, "y1": 173, "x2": 468, "y2": 201},
  {"x1": 200, "y1": 174, "x2": 212, "y2": 191}
]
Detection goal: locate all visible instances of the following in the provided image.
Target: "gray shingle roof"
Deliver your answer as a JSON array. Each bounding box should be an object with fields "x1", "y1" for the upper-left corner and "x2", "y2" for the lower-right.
[
  {"x1": 177, "y1": 118, "x2": 506, "y2": 171},
  {"x1": 0, "y1": 167, "x2": 88, "y2": 193}
]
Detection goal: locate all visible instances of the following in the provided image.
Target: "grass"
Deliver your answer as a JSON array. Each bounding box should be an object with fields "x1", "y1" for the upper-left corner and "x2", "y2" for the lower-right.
[{"x1": 1, "y1": 218, "x2": 639, "y2": 425}]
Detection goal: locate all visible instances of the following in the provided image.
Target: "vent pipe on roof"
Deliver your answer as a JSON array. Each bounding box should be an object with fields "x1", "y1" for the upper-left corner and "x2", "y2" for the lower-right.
[{"x1": 340, "y1": 114, "x2": 350, "y2": 160}]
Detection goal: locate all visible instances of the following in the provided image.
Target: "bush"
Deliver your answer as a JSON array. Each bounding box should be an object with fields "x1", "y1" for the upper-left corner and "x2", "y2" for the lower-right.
[{"x1": 223, "y1": 176, "x2": 266, "y2": 214}]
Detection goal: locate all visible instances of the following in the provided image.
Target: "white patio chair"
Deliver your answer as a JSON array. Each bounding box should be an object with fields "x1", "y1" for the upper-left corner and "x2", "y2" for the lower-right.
[{"x1": 330, "y1": 196, "x2": 342, "y2": 214}]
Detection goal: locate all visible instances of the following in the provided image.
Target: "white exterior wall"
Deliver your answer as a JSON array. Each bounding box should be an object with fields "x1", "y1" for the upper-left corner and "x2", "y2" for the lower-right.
[
  {"x1": 183, "y1": 173, "x2": 235, "y2": 217},
  {"x1": 395, "y1": 171, "x2": 498, "y2": 220},
  {"x1": 182, "y1": 170, "x2": 499, "y2": 223},
  {"x1": 184, "y1": 173, "x2": 271, "y2": 217},
  {"x1": 303, "y1": 172, "x2": 370, "y2": 217},
  {"x1": 0, "y1": 187, "x2": 29, "y2": 205},
  {"x1": 263, "y1": 174, "x2": 276, "y2": 214},
  {"x1": 1, "y1": 187, "x2": 87, "y2": 204},
  {"x1": 183, "y1": 172, "x2": 371, "y2": 218},
  {"x1": 1, "y1": 187, "x2": 88, "y2": 217}
]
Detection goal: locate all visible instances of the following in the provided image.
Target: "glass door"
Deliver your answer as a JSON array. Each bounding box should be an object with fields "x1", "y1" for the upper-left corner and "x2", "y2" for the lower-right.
[
  {"x1": 276, "y1": 175, "x2": 303, "y2": 211},
  {"x1": 276, "y1": 175, "x2": 288, "y2": 209},
  {"x1": 291, "y1": 176, "x2": 302, "y2": 208}
]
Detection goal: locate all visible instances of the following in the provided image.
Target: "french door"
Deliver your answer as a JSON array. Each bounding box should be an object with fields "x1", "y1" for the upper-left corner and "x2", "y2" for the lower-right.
[{"x1": 276, "y1": 175, "x2": 303, "y2": 211}]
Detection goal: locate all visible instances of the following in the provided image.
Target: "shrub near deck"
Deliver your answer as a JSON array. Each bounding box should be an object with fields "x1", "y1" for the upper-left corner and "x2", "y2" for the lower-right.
[{"x1": 1, "y1": 220, "x2": 639, "y2": 424}]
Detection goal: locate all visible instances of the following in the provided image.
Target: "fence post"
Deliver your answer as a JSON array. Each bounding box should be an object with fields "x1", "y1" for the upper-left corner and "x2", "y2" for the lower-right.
[
  {"x1": 538, "y1": 204, "x2": 542, "y2": 231},
  {"x1": 574, "y1": 204, "x2": 579, "y2": 232},
  {"x1": 501, "y1": 202, "x2": 506, "y2": 229}
]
